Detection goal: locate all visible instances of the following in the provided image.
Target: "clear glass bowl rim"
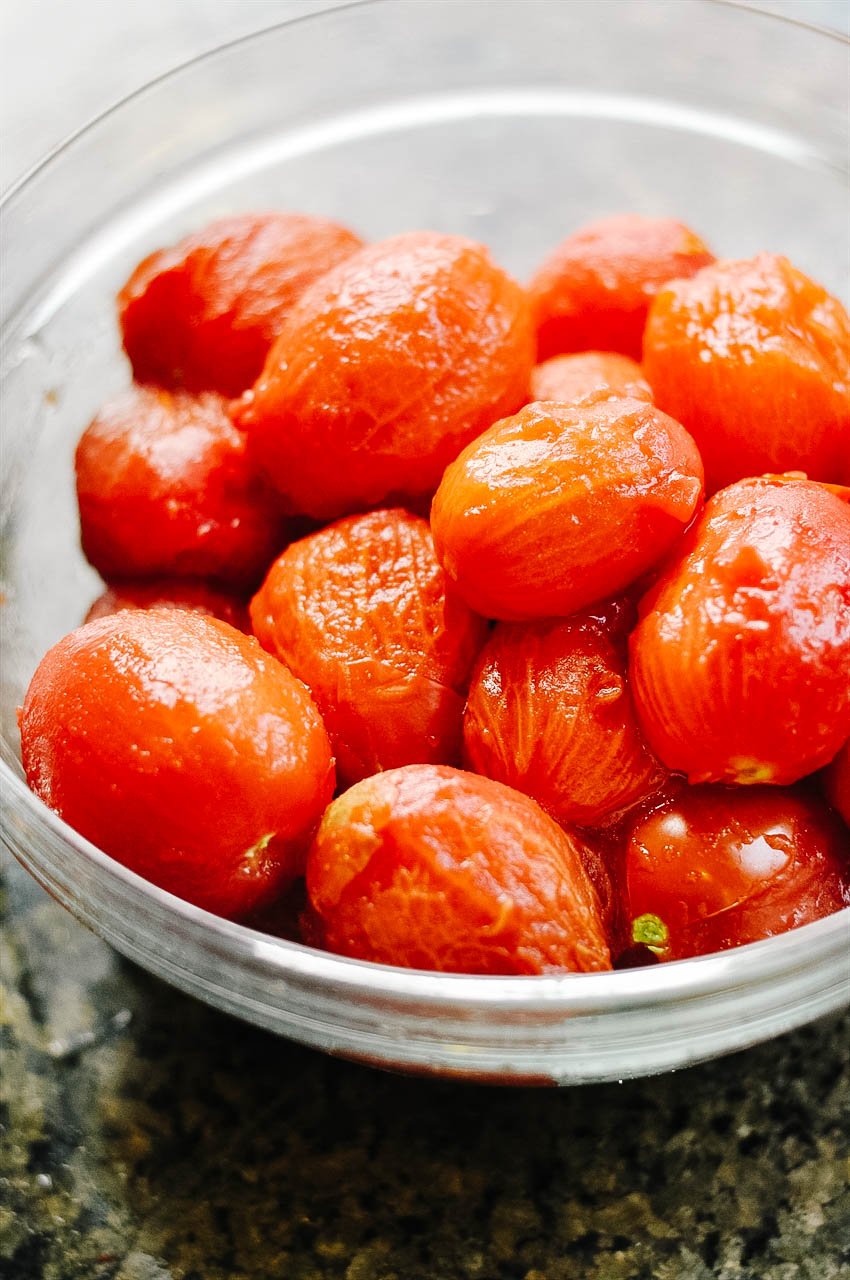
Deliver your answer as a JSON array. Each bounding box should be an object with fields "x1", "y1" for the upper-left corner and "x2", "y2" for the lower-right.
[
  {"x1": 3, "y1": 0, "x2": 848, "y2": 209},
  {"x1": 4, "y1": 760, "x2": 849, "y2": 1012},
  {"x1": 1, "y1": 0, "x2": 848, "y2": 1068}
]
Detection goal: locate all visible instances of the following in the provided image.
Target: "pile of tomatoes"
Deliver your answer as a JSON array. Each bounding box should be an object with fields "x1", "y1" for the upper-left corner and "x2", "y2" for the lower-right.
[{"x1": 19, "y1": 209, "x2": 850, "y2": 975}]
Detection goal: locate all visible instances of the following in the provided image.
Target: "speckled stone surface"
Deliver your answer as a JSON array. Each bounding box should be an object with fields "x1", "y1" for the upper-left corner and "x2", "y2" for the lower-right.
[{"x1": 1, "y1": 850, "x2": 848, "y2": 1280}]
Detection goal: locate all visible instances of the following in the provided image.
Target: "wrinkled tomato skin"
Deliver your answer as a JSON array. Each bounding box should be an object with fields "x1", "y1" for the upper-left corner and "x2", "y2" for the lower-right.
[
  {"x1": 824, "y1": 741, "x2": 850, "y2": 827},
  {"x1": 463, "y1": 615, "x2": 666, "y2": 827},
  {"x1": 643, "y1": 254, "x2": 850, "y2": 492},
  {"x1": 250, "y1": 509, "x2": 488, "y2": 787},
  {"x1": 306, "y1": 765, "x2": 611, "y2": 974},
  {"x1": 119, "y1": 212, "x2": 364, "y2": 397},
  {"x1": 234, "y1": 232, "x2": 534, "y2": 520},
  {"x1": 630, "y1": 476, "x2": 850, "y2": 786},
  {"x1": 75, "y1": 386, "x2": 286, "y2": 588},
  {"x1": 529, "y1": 351, "x2": 652, "y2": 404},
  {"x1": 625, "y1": 786, "x2": 850, "y2": 961},
  {"x1": 431, "y1": 397, "x2": 703, "y2": 620},
  {"x1": 19, "y1": 611, "x2": 335, "y2": 919},
  {"x1": 85, "y1": 579, "x2": 249, "y2": 632},
  {"x1": 529, "y1": 214, "x2": 714, "y2": 361}
]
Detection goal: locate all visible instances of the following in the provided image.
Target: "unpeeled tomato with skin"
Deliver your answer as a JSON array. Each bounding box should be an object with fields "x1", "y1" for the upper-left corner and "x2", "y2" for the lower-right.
[
  {"x1": 630, "y1": 476, "x2": 850, "y2": 786},
  {"x1": 625, "y1": 785, "x2": 850, "y2": 961},
  {"x1": 430, "y1": 397, "x2": 703, "y2": 621},
  {"x1": 306, "y1": 764, "x2": 611, "y2": 975}
]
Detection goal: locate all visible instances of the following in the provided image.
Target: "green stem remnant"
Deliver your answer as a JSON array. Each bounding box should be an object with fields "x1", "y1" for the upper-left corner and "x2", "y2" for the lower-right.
[{"x1": 631, "y1": 913, "x2": 670, "y2": 955}]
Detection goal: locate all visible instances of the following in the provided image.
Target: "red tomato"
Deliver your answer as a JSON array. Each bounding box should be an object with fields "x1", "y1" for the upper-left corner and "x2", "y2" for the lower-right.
[
  {"x1": 19, "y1": 611, "x2": 335, "y2": 919},
  {"x1": 234, "y1": 231, "x2": 533, "y2": 519},
  {"x1": 529, "y1": 351, "x2": 652, "y2": 404},
  {"x1": 630, "y1": 476, "x2": 850, "y2": 786},
  {"x1": 644, "y1": 254, "x2": 850, "y2": 492},
  {"x1": 75, "y1": 386, "x2": 286, "y2": 587},
  {"x1": 119, "y1": 212, "x2": 364, "y2": 396},
  {"x1": 759, "y1": 472, "x2": 850, "y2": 504},
  {"x1": 463, "y1": 614, "x2": 666, "y2": 826},
  {"x1": 625, "y1": 786, "x2": 850, "y2": 961},
  {"x1": 306, "y1": 765, "x2": 611, "y2": 974},
  {"x1": 251, "y1": 509, "x2": 487, "y2": 786},
  {"x1": 529, "y1": 214, "x2": 714, "y2": 361},
  {"x1": 85, "y1": 580, "x2": 249, "y2": 632},
  {"x1": 431, "y1": 396, "x2": 703, "y2": 620}
]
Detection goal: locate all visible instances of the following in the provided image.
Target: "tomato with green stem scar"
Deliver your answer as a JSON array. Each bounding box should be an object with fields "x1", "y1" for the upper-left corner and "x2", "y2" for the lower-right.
[{"x1": 625, "y1": 786, "x2": 850, "y2": 962}]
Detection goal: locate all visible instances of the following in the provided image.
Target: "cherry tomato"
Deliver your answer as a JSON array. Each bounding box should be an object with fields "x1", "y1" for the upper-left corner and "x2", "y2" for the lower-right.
[
  {"x1": 630, "y1": 476, "x2": 850, "y2": 786},
  {"x1": 644, "y1": 253, "x2": 850, "y2": 492},
  {"x1": 625, "y1": 786, "x2": 850, "y2": 960},
  {"x1": 431, "y1": 396, "x2": 703, "y2": 620},
  {"x1": 76, "y1": 385, "x2": 286, "y2": 587},
  {"x1": 234, "y1": 231, "x2": 533, "y2": 519},
  {"x1": 529, "y1": 351, "x2": 652, "y2": 404},
  {"x1": 306, "y1": 765, "x2": 611, "y2": 974},
  {"x1": 19, "y1": 610, "x2": 335, "y2": 919},
  {"x1": 529, "y1": 213, "x2": 713, "y2": 360},
  {"x1": 119, "y1": 212, "x2": 364, "y2": 396},
  {"x1": 463, "y1": 614, "x2": 665, "y2": 826},
  {"x1": 824, "y1": 741, "x2": 850, "y2": 828},
  {"x1": 251, "y1": 508, "x2": 488, "y2": 786}
]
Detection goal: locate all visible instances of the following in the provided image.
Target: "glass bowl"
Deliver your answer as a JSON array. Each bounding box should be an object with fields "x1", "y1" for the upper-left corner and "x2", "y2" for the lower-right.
[{"x1": 1, "y1": 0, "x2": 848, "y2": 1085}]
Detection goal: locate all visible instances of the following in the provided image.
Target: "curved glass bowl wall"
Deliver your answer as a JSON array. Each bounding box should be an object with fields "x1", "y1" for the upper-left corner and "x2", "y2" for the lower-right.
[{"x1": 2, "y1": 0, "x2": 848, "y2": 1083}]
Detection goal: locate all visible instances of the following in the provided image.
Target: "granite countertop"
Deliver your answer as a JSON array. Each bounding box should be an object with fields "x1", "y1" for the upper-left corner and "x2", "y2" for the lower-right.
[
  {"x1": 2, "y1": 852, "x2": 849, "y2": 1280},
  {"x1": 2, "y1": 3, "x2": 849, "y2": 1278}
]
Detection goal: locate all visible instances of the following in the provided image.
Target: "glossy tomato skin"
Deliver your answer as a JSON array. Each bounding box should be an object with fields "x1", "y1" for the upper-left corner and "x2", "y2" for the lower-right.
[
  {"x1": 625, "y1": 786, "x2": 850, "y2": 961},
  {"x1": 529, "y1": 214, "x2": 714, "y2": 361},
  {"x1": 643, "y1": 254, "x2": 850, "y2": 492},
  {"x1": 119, "y1": 212, "x2": 364, "y2": 397},
  {"x1": 234, "y1": 232, "x2": 534, "y2": 520},
  {"x1": 630, "y1": 476, "x2": 850, "y2": 786},
  {"x1": 430, "y1": 397, "x2": 703, "y2": 620},
  {"x1": 580, "y1": 774, "x2": 688, "y2": 959},
  {"x1": 530, "y1": 351, "x2": 652, "y2": 404},
  {"x1": 306, "y1": 765, "x2": 611, "y2": 974},
  {"x1": 85, "y1": 579, "x2": 249, "y2": 632},
  {"x1": 19, "y1": 611, "x2": 335, "y2": 919},
  {"x1": 463, "y1": 614, "x2": 666, "y2": 826},
  {"x1": 758, "y1": 471, "x2": 850, "y2": 505},
  {"x1": 76, "y1": 386, "x2": 286, "y2": 587},
  {"x1": 824, "y1": 741, "x2": 850, "y2": 827},
  {"x1": 251, "y1": 509, "x2": 488, "y2": 787}
]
